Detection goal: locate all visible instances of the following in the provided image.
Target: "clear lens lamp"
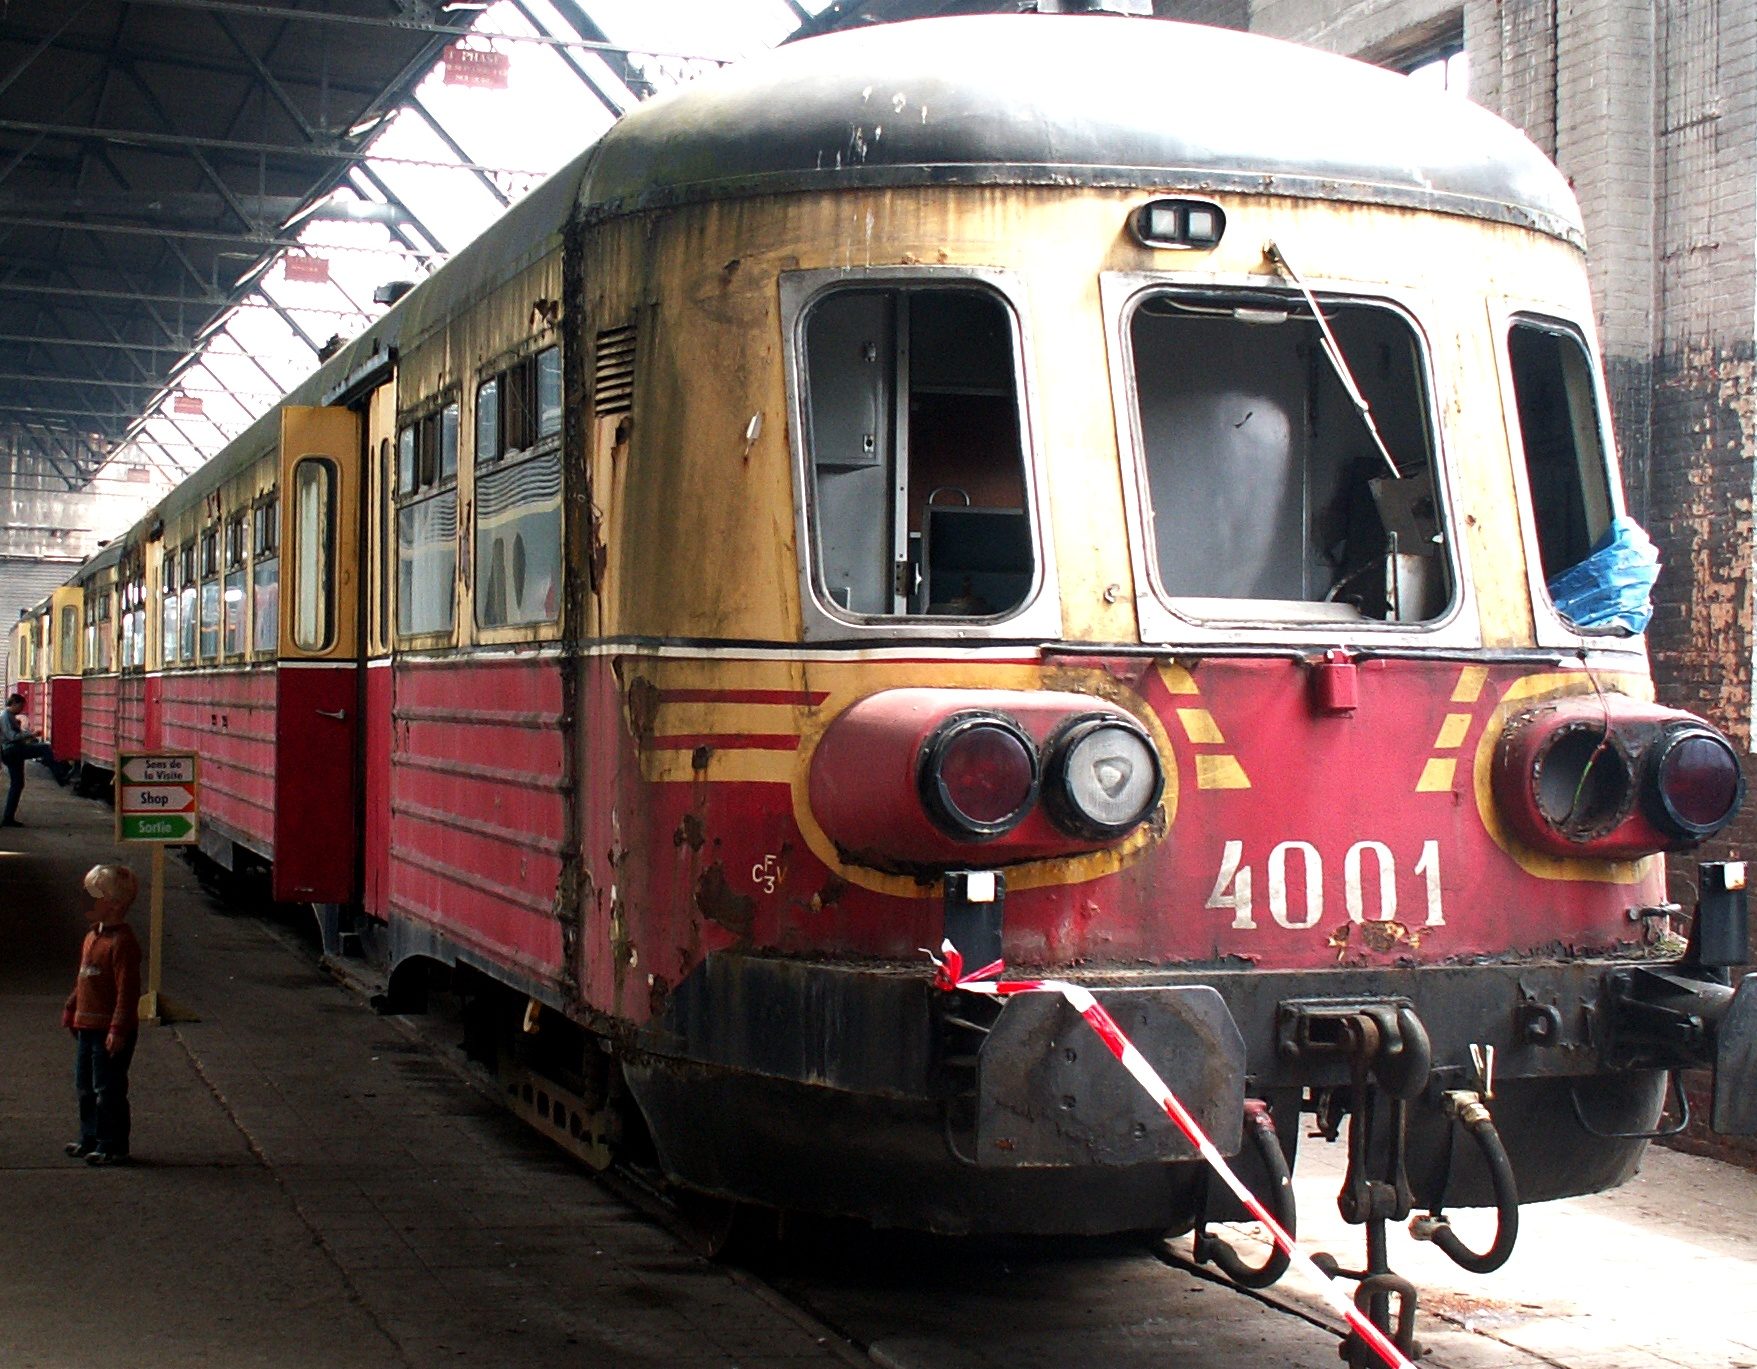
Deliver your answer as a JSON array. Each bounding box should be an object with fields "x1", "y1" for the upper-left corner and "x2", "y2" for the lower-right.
[{"x1": 1045, "y1": 716, "x2": 1164, "y2": 840}]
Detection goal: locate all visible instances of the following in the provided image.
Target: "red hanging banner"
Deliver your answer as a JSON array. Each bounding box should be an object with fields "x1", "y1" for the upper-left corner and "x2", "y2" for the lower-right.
[
  {"x1": 443, "y1": 43, "x2": 510, "y2": 89},
  {"x1": 283, "y1": 254, "x2": 331, "y2": 284}
]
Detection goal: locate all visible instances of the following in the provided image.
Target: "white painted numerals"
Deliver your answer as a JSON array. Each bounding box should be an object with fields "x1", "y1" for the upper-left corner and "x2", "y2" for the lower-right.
[
  {"x1": 751, "y1": 853, "x2": 780, "y2": 895},
  {"x1": 1205, "y1": 839, "x2": 1445, "y2": 931}
]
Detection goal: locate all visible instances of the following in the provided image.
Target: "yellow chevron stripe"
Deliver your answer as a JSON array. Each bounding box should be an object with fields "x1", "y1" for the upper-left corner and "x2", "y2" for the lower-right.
[
  {"x1": 1451, "y1": 666, "x2": 1488, "y2": 704},
  {"x1": 1195, "y1": 754, "x2": 1251, "y2": 789},
  {"x1": 1433, "y1": 713, "x2": 1471, "y2": 750},
  {"x1": 1176, "y1": 707, "x2": 1226, "y2": 744},
  {"x1": 1159, "y1": 663, "x2": 1200, "y2": 695},
  {"x1": 1416, "y1": 757, "x2": 1457, "y2": 793}
]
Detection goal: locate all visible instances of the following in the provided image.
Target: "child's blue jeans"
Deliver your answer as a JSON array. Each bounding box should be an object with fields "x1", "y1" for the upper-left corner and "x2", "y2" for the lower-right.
[{"x1": 75, "y1": 1028, "x2": 136, "y2": 1157}]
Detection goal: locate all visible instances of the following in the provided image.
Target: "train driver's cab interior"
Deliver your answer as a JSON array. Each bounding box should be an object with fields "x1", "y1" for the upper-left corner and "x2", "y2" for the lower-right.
[
  {"x1": 1127, "y1": 288, "x2": 1451, "y2": 626},
  {"x1": 802, "y1": 285, "x2": 1035, "y2": 620}
]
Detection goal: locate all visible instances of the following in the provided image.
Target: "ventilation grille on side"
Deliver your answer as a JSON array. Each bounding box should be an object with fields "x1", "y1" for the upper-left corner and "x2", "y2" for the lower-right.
[{"x1": 593, "y1": 326, "x2": 636, "y2": 417}]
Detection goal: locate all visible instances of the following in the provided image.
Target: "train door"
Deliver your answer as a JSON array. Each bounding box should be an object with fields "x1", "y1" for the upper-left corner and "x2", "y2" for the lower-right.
[
  {"x1": 48, "y1": 587, "x2": 83, "y2": 759},
  {"x1": 362, "y1": 379, "x2": 397, "y2": 921},
  {"x1": 273, "y1": 405, "x2": 364, "y2": 903}
]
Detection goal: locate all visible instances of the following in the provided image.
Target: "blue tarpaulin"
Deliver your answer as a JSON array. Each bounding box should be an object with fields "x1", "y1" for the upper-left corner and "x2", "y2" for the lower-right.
[{"x1": 1546, "y1": 515, "x2": 1660, "y2": 634}]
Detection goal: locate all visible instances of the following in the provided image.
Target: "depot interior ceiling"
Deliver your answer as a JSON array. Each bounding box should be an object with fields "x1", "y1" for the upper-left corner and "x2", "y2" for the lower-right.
[
  {"x1": 0, "y1": 0, "x2": 755, "y2": 493},
  {"x1": 0, "y1": 0, "x2": 1191, "y2": 498}
]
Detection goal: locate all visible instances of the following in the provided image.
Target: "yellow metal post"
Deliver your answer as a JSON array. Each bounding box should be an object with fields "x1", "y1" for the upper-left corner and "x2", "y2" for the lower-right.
[{"x1": 139, "y1": 845, "x2": 165, "y2": 1024}]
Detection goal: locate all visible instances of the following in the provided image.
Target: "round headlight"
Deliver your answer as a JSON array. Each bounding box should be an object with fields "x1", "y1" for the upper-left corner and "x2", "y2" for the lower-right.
[
  {"x1": 1045, "y1": 716, "x2": 1164, "y2": 840},
  {"x1": 1645, "y1": 726, "x2": 1744, "y2": 840},
  {"x1": 1532, "y1": 723, "x2": 1634, "y2": 839},
  {"x1": 918, "y1": 713, "x2": 1039, "y2": 840}
]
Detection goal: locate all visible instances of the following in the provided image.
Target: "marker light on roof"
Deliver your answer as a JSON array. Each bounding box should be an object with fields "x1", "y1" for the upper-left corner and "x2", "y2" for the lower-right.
[{"x1": 1133, "y1": 198, "x2": 1226, "y2": 250}]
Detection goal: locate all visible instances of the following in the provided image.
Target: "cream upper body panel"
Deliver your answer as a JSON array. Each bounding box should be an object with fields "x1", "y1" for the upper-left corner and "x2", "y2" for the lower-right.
[{"x1": 582, "y1": 183, "x2": 1612, "y2": 654}]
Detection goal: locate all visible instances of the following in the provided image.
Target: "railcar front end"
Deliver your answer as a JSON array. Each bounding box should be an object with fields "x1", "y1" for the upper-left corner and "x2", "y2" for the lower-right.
[{"x1": 561, "y1": 13, "x2": 1757, "y2": 1267}]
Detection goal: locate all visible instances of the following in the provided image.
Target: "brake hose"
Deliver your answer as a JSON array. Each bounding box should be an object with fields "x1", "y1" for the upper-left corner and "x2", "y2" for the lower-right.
[{"x1": 1410, "y1": 1090, "x2": 1520, "y2": 1274}]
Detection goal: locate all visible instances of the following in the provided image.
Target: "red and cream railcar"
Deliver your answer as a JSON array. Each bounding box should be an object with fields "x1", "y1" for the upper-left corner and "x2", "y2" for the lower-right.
[
  {"x1": 9, "y1": 590, "x2": 84, "y2": 760},
  {"x1": 98, "y1": 404, "x2": 357, "y2": 902},
  {"x1": 8, "y1": 605, "x2": 42, "y2": 714},
  {"x1": 71, "y1": 547, "x2": 122, "y2": 781},
  {"x1": 41, "y1": 586, "x2": 85, "y2": 760},
  {"x1": 53, "y1": 15, "x2": 1757, "y2": 1341}
]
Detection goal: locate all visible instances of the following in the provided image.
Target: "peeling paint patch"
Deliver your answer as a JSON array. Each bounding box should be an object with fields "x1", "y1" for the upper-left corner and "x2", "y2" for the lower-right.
[
  {"x1": 696, "y1": 863, "x2": 755, "y2": 938},
  {"x1": 1361, "y1": 919, "x2": 1419, "y2": 954},
  {"x1": 1329, "y1": 919, "x2": 1421, "y2": 958},
  {"x1": 674, "y1": 812, "x2": 706, "y2": 852},
  {"x1": 626, "y1": 676, "x2": 660, "y2": 743},
  {"x1": 810, "y1": 874, "x2": 848, "y2": 913}
]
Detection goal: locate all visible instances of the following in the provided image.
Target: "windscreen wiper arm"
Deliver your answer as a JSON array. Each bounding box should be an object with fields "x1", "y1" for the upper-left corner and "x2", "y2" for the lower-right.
[{"x1": 1264, "y1": 239, "x2": 1402, "y2": 480}]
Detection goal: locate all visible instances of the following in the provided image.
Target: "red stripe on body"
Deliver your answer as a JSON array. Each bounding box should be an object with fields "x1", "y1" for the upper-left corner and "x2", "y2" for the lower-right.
[
  {"x1": 650, "y1": 733, "x2": 800, "y2": 752},
  {"x1": 657, "y1": 688, "x2": 829, "y2": 706}
]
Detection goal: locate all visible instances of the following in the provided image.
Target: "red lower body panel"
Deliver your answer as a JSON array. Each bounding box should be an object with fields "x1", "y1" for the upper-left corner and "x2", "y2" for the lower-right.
[
  {"x1": 81, "y1": 674, "x2": 118, "y2": 771},
  {"x1": 160, "y1": 668, "x2": 277, "y2": 856},
  {"x1": 385, "y1": 654, "x2": 566, "y2": 986},
  {"x1": 117, "y1": 674, "x2": 148, "y2": 757}
]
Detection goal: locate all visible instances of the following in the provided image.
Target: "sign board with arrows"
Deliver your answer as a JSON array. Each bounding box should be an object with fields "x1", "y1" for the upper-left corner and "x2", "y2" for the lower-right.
[{"x1": 116, "y1": 752, "x2": 199, "y2": 845}]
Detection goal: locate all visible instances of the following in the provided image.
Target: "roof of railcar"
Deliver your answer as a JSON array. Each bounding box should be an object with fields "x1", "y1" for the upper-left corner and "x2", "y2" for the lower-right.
[{"x1": 578, "y1": 14, "x2": 1584, "y2": 244}]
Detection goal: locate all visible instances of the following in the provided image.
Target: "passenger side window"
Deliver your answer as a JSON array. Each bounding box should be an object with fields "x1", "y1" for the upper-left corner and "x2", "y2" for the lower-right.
[
  {"x1": 253, "y1": 493, "x2": 279, "y2": 656},
  {"x1": 802, "y1": 287, "x2": 1033, "y2": 618},
  {"x1": 199, "y1": 525, "x2": 221, "y2": 660},
  {"x1": 396, "y1": 400, "x2": 459, "y2": 637},
  {"x1": 475, "y1": 346, "x2": 563, "y2": 629},
  {"x1": 159, "y1": 555, "x2": 177, "y2": 668},
  {"x1": 178, "y1": 546, "x2": 197, "y2": 663},
  {"x1": 223, "y1": 513, "x2": 248, "y2": 657},
  {"x1": 1127, "y1": 288, "x2": 1449, "y2": 624}
]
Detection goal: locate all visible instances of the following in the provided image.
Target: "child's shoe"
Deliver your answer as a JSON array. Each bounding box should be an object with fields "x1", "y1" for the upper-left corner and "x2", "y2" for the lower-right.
[
  {"x1": 62, "y1": 1141, "x2": 93, "y2": 1158},
  {"x1": 84, "y1": 1150, "x2": 128, "y2": 1167}
]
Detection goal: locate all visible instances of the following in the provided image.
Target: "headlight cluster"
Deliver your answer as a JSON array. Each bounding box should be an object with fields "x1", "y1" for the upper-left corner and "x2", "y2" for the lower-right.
[
  {"x1": 918, "y1": 709, "x2": 1164, "y2": 843},
  {"x1": 1495, "y1": 699, "x2": 1743, "y2": 857}
]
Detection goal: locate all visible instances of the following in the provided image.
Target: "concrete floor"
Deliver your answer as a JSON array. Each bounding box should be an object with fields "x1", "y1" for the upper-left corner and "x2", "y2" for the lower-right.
[
  {"x1": 4, "y1": 767, "x2": 1756, "y2": 1369},
  {"x1": 0, "y1": 774, "x2": 850, "y2": 1369}
]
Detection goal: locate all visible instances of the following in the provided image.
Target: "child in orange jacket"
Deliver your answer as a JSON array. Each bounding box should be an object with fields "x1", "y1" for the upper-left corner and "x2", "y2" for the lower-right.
[{"x1": 62, "y1": 864, "x2": 142, "y2": 1166}]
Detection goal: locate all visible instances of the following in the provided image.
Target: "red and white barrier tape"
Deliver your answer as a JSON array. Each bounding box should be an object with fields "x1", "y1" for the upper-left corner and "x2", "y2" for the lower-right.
[{"x1": 928, "y1": 941, "x2": 1416, "y2": 1369}]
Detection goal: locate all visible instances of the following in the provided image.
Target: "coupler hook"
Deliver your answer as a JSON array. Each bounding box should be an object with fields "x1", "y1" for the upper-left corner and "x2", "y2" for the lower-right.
[
  {"x1": 1193, "y1": 1098, "x2": 1296, "y2": 1289},
  {"x1": 1409, "y1": 1090, "x2": 1520, "y2": 1275}
]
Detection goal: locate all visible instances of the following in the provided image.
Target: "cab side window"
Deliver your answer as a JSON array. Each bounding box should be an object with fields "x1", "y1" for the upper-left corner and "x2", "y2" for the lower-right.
[
  {"x1": 1507, "y1": 318, "x2": 1615, "y2": 586},
  {"x1": 802, "y1": 287, "x2": 1034, "y2": 618}
]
